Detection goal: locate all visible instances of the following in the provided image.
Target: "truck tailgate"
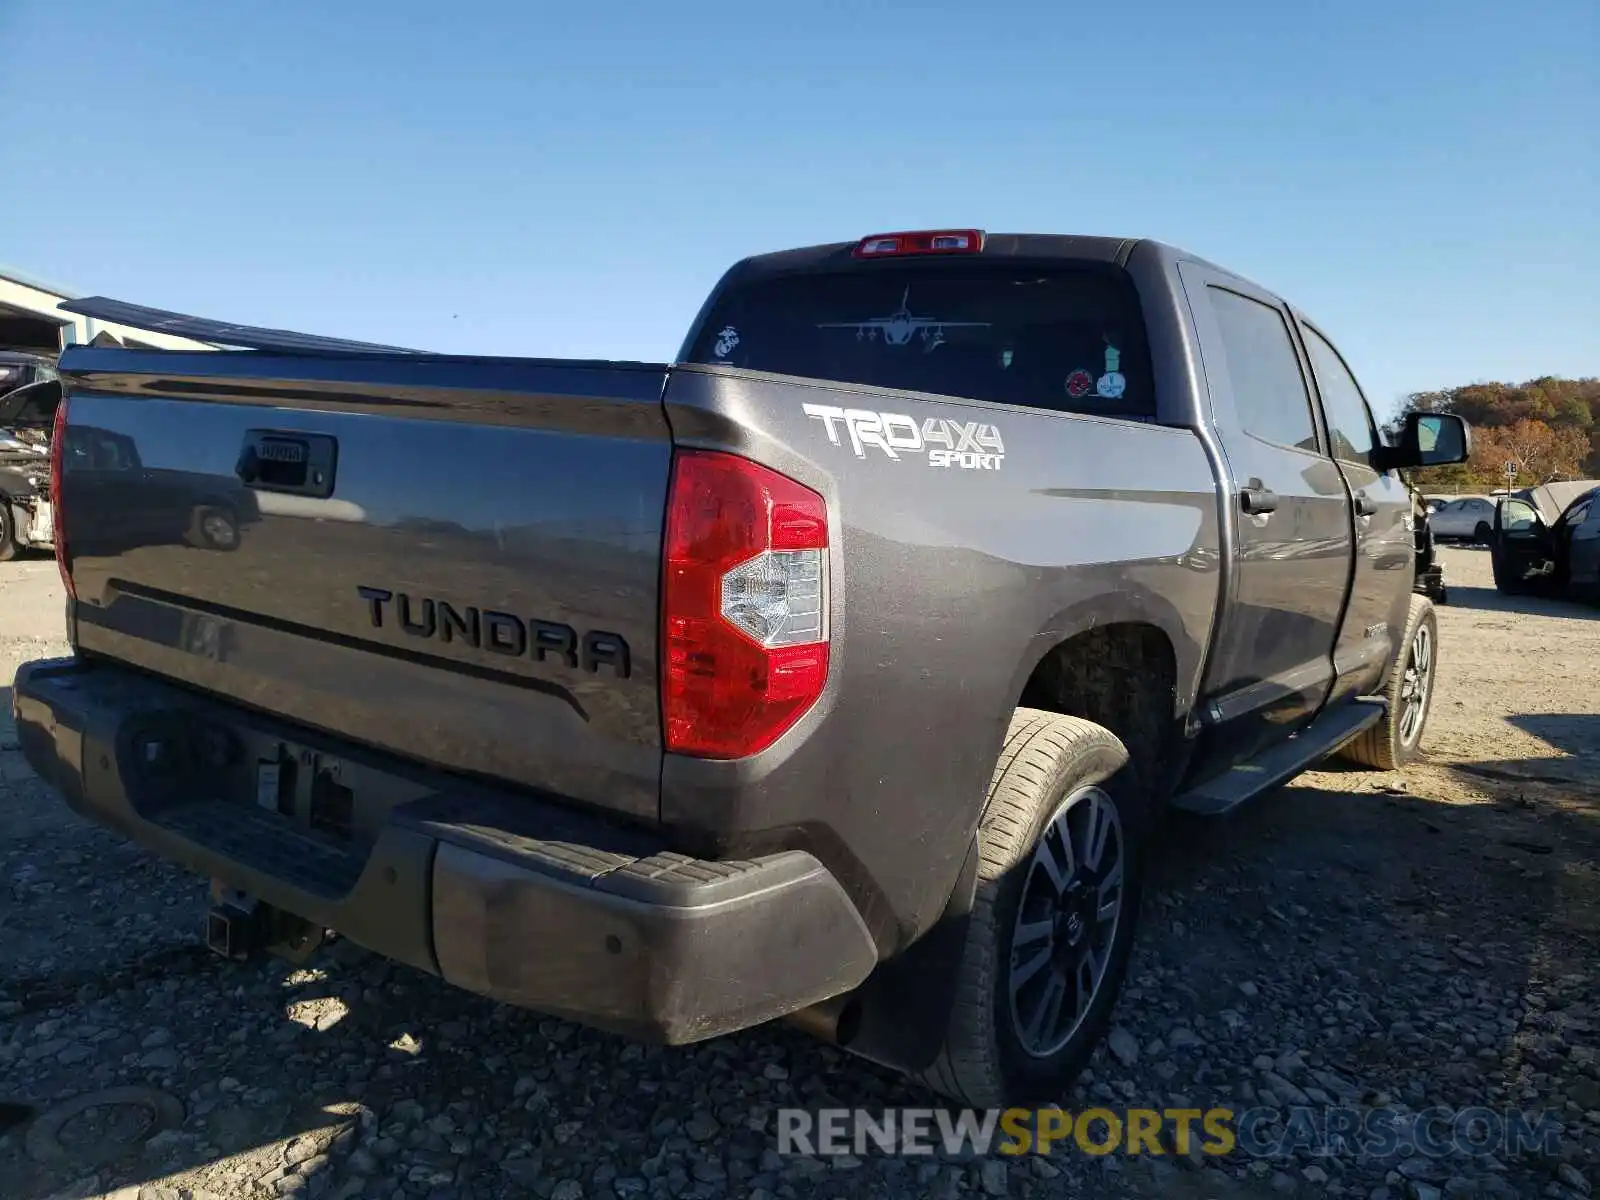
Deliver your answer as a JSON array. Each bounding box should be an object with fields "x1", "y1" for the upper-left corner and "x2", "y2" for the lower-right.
[{"x1": 57, "y1": 350, "x2": 671, "y2": 821}]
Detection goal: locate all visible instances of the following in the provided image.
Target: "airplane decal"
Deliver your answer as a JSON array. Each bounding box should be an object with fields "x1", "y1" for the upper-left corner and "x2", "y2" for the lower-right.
[{"x1": 817, "y1": 287, "x2": 990, "y2": 353}]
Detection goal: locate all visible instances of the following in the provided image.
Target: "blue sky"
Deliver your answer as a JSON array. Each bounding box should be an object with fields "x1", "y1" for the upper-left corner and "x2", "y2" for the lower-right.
[{"x1": 2, "y1": 0, "x2": 1595, "y2": 415}]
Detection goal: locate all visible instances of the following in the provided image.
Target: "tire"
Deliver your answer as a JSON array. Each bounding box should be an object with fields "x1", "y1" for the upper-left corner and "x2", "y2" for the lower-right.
[
  {"x1": 920, "y1": 710, "x2": 1146, "y2": 1107},
  {"x1": 1338, "y1": 595, "x2": 1438, "y2": 771},
  {"x1": 0, "y1": 500, "x2": 18, "y2": 563},
  {"x1": 186, "y1": 506, "x2": 240, "y2": 551},
  {"x1": 1473, "y1": 521, "x2": 1492, "y2": 544}
]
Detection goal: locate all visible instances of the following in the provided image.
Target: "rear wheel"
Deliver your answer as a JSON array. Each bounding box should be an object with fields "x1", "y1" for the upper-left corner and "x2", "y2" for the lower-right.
[
  {"x1": 0, "y1": 500, "x2": 18, "y2": 562},
  {"x1": 186, "y1": 506, "x2": 240, "y2": 551},
  {"x1": 1338, "y1": 595, "x2": 1438, "y2": 770},
  {"x1": 920, "y1": 710, "x2": 1146, "y2": 1107},
  {"x1": 1473, "y1": 521, "x2": 1492, "y2": 544}
]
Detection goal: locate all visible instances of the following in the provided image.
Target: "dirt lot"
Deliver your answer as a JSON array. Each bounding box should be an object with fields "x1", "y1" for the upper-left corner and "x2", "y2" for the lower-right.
[{"x1": 2, "y1": 547, "x2": 1595, "y2": 1200}]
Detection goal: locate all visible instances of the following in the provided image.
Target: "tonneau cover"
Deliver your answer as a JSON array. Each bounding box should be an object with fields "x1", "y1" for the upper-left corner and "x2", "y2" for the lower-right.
[{"x1": 58, "y1": 297, "x2": 429, "y2": 356}]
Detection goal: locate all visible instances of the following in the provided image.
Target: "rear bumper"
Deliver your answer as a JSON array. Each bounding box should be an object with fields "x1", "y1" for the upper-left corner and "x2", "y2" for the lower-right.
[{"x1": 11, "y1": 657, "x2": 877, "y2": 1043}]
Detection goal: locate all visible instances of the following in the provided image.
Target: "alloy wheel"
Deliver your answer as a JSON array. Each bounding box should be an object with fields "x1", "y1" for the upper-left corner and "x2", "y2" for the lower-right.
[
  {"x1": 1007, "y1": 785, "x2": 1125, "y2": 1059},
  {"x1": 1398, "y1": 623, "x2": 1433, "y2": 746}
]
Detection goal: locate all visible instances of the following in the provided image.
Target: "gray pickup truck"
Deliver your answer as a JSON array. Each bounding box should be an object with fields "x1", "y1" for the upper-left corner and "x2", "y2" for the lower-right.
[{"x1": 12, "y1": 231, "x2": 1469, "y2": 1106}]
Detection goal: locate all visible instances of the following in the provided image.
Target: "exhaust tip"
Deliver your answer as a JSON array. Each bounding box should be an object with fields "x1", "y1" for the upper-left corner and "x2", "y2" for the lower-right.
[{"x1": 784, "y1": 993, "x2": 863, "y2": 1047}]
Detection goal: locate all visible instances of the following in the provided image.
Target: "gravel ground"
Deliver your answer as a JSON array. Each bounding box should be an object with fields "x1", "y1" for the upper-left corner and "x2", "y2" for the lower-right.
[{"x1": 2, "y1": 547, "x2": 1596, "y2": 1200}]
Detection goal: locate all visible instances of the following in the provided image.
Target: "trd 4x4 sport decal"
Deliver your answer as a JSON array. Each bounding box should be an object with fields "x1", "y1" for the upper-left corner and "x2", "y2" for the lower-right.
[{"x1": 802, "y1": 403, "x2": 1005, "y2": 471}]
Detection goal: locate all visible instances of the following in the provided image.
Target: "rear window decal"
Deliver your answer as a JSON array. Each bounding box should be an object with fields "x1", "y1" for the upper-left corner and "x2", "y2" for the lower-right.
[
  {"x1": 688, "y1": 264, "x2": 1155, "y2": 419},
  {"x1": 713, "y1": 326, "x2": 741, "y2": 358},
  {"x1": 1065, "y1": 369, "x2": 1094, "y2": 398},
  {"x1": 1096, "y1": 345, "x2": 1127, "y2": 400},
  {"x1": 816, "y1": 286, "x2": 991, "y2": 353}
]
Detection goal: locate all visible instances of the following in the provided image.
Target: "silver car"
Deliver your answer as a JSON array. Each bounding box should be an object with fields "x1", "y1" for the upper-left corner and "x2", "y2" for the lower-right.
[{"x1": 1427, "y1": 495, "x2": 1497, "y2": 542}]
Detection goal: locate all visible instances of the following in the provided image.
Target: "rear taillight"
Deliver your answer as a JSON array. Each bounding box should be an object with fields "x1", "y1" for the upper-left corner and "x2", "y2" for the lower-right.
[
  {"x1": 662, "y1": 450, "x2": 829, "y2": 759},
  {"x1": 49, "y1": 396, "x2": 73, "y2": 599}
]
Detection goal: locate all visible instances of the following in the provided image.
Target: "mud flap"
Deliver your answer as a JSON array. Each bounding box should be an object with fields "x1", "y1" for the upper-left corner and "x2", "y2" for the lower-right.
[{"x1": 836, "y1": 839, "x2": 979, "y2": 1074}]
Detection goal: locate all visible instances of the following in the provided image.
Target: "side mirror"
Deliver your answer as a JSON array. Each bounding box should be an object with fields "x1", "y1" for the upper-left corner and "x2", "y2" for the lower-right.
[{"x1": 1375, "y1": 412, "x2": 1471, "y2": 472}]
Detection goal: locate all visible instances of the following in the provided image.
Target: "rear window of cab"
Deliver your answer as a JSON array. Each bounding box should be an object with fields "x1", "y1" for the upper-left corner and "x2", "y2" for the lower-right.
[{"x1": 686, "y1": 264, "x2": 1155, "y2": 420}]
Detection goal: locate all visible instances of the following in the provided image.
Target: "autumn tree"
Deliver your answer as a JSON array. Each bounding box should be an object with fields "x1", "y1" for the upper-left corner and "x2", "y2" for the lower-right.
[
  {"x1": 1399, "y1": 376, "x2": 1600, "y2": 489},
  {"x1": 1461, "y1": 420, "x2": 1589, "y2": 487}
]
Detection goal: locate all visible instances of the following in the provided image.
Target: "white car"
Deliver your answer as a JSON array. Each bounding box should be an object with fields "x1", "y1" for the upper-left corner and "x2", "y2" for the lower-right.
[{"x1": 1427, "y1": 495, "x2": 1498, "y2": 542}]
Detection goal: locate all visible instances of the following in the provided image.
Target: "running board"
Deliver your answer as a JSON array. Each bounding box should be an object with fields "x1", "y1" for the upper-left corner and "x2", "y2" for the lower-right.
[{"x1": 1171, "y1": 698, "x2": 1386, "y2": 817}]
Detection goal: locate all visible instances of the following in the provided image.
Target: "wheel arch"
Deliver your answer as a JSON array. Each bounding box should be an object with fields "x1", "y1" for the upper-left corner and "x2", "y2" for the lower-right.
[
  {"x1": 949, "y1": 604, "x2": 1193, "y2": 919},
  {"x1": 994, "y1": 591, "x2": 1199, "y2": 802}
]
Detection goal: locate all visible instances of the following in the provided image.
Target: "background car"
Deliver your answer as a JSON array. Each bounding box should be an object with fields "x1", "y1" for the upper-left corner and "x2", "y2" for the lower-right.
[
  {"x1": 0, "y1": 378, "x2": 60, "y2": 453},
  {"x1": 0, "y1": 351, "x2": 59, "y2": 401},
  {"x1": 1491, "y1": 481, "x2": 1600, "y2": 599},
  {"x1": 1427, "y1": 495, "x2": 1498, "y2": 542},
  {"x1": 61, "y1": 419, "x2": 261, "y2": 555},
  {"x1": 0, "y1": 378, "x2": 60, "y2": 559}
]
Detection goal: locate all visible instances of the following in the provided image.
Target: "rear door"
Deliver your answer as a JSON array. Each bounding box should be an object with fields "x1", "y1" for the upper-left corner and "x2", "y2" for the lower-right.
[
  {"x1": 1178, "y1": 263, "x2": 1353, "y2": 774},
  {"x1": 1566, "y1": 495, "x2": 1600, "y2": 588},
  {"x1": 1296, "y1": 319, "x2": 1413, "y2": 701}
]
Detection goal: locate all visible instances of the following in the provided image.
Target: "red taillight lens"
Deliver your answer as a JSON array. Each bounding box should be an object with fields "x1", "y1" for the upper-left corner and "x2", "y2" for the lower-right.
[
  {"x1": 49, "y1": 395, "x2": 74, "y2": 599},
  {"x1": 663, "y1": 450, "x2": 829, "y2": 759}
]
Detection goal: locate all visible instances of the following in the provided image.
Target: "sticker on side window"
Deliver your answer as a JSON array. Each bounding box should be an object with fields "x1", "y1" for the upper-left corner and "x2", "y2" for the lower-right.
[
  {"x1": 801, "y1": 403, "x2": 1005, "y2": 471},
  {"x1": 1097, "y1": 345, "x2": 1127, "y2": 399}
]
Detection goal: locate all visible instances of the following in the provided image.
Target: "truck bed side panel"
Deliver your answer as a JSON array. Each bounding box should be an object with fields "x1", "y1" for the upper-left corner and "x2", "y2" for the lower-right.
[{"x1": 661, "y1": 369, "x2": 1221, "y2": 949}]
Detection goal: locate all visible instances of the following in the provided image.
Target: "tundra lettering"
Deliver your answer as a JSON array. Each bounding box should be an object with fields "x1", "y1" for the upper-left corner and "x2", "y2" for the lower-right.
[
  {"x1": 355, "y1": 586, "x2": 631, "y2": 677},
  {"x1": 256, "y1": 439, "x2": 307, "y2": 464}
]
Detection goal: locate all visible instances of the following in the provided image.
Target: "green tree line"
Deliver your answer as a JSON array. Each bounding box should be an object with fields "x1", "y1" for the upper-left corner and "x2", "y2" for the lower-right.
[{"x1": 1398, "y1": 376, "x2": 1600, "y2": 491}]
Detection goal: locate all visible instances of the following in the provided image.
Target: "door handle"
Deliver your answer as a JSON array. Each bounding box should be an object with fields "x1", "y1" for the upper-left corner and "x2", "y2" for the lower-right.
[
  {"x1": 236, "y1": 430, "x2": 338, "y2": 498},
  {"x1": 1239, "y1": 485, "x2": 1279, "y2": 515},
  {"x1": 1355, "y1": 494, "x2": 1377, "y2": 517}
]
